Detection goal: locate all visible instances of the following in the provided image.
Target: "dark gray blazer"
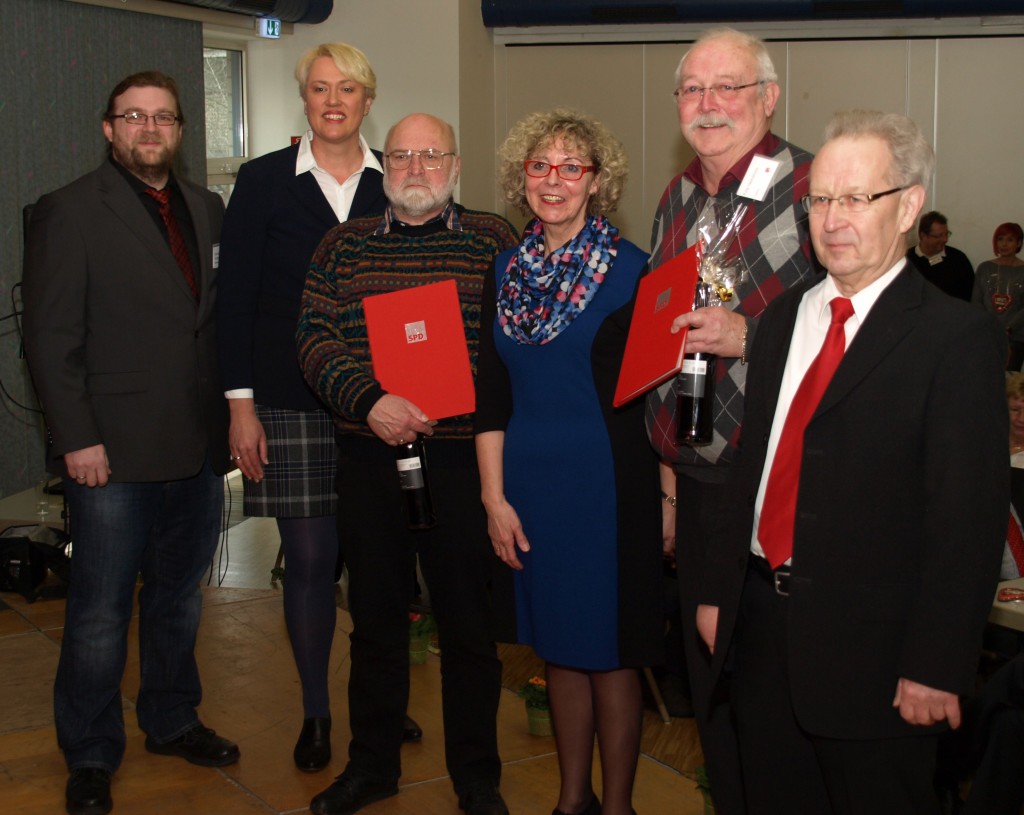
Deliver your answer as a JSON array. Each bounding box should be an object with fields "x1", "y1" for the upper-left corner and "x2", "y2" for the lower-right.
[
  {"x1": 23, "y1": 159, "x2": 230, "y2": 480},
  {"x1": 699, "y1": 262, "x2": 1008, "y2": 739}
]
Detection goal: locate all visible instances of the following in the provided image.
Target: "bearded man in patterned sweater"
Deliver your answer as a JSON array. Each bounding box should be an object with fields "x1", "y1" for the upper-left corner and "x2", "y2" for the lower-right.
[
  {"x1": 644, "y1": 28, "x2": 819, "y2": 815},
  {"x1": 297, "y1": 113, "x2": 517, "y2": 815}
]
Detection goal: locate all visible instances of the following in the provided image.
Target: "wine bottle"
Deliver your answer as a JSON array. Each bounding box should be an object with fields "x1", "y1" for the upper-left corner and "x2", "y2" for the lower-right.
[
  {"x1": 395, "y1": 439, "x2": 436, "y2": 530},
  {"x1": 677, "y1": 281, "x2": 717, "y2": 447}
]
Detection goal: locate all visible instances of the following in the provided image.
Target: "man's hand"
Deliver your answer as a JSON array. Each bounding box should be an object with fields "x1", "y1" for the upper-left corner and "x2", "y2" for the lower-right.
[
  {"x1": 671, "y1": 306, "x2": 747, "y2": 357},
  {"x1": 696, "y1": 604, "x2": 720, "y2": 655},
  {"x1": 367, "y1": 394, "x2": 435, "y2": 445},
  {"x1": 64, "y1": 444, "x2": 111, "y2": 487},
  {"x1": 893, "y1": 677, "x2": 961, "y2": 728}
]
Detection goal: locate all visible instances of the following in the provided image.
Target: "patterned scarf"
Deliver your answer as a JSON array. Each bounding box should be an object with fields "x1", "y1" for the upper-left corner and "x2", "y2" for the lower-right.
[{"x1": 498, "y1": 214, "x2": 618, "y2": 345}]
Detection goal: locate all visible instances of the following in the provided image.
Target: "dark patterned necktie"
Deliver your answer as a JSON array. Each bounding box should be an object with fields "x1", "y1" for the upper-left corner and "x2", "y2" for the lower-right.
[
  {"x1": 759, "y1": 297, "x2": 855, "y2": 568},
  {"x1": 144, "y1": 187, "x2": 198, "y2": 300}
]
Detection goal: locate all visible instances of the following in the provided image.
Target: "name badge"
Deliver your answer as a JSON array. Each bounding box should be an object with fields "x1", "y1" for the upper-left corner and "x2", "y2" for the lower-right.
[
  {"x1": 737, "y1": 155, "x2": 781, "y2": 202},
  {"x1": 212, "y1": 243, "x2": 220, "y2": 269}
]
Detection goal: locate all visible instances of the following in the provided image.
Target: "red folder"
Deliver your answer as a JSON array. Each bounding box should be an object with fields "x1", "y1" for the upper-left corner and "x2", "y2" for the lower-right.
[
  {"x1": 612, "y1": 245, "x2": 700, "y2": 407},
  {"x1": 363, "y1": 279, "x2": 475, "y2": 419}
]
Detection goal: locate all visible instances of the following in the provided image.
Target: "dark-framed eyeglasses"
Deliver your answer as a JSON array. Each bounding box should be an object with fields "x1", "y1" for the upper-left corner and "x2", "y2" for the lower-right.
[
  {"x1": 386, "y1": 150, "x2": 455, "y2": 170},
  {"x1": 523, "y1": 160, "x2": 596, "y2": 181},
  {"x1": 801, "y1": 187, "x2": 905, "y2": 214},
  {"x1": 109, "y1": 111, "x2": 181, "y2": 127},
  {"x1": 673, "y1": 80, "x2": 765, "y2": 102}
]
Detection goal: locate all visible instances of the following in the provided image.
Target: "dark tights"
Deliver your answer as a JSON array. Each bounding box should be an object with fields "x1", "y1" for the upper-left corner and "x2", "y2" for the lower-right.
[
  {"x1": 547, "y1": 663, "x2": 642, "y2": 815},
  {"x1": 279, "y1": 515, "x2": 338, "y2": 718}
]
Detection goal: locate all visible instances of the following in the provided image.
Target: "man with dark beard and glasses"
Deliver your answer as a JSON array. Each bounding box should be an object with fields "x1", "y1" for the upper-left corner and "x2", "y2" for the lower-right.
[
  {"x1": 23, "y1": 71, "x2": 235, "y2": 815},
  {"x1": 297, "y1": 113, "x2": 517, "y2": 815},
  {"x1": 643, "y1": 27, "x2": 819, "y2": 815}
]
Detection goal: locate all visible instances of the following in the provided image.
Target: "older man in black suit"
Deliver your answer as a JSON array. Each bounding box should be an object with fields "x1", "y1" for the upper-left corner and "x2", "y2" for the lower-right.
[
  {"x1": 697, "y1": 110, "x2": 1007, "y2": 813},
  {"x1": 23, "y1": 71, "x2": 235, "y2": 815}
]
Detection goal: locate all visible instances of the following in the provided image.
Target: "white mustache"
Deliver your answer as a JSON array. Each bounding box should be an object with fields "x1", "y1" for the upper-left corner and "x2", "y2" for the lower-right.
[{"x1": 689, "y1": 113, "x2": 735, "y2": 132}]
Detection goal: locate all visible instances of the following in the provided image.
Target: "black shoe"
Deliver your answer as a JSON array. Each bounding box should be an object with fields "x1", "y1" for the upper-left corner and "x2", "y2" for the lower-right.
[
  {"x1": 145, "y1": 723, "x2": 240, "y2": 767},
  {"x1": 402, "y1": 714, "x2": 423, "y2": 743},
  {"x1": 552, "y1": 795, "x2": 601, "y2": 815},
  {"x1": 309, "y1": 772, "x2": 399, "y2": 815},
  {"x1": 459, "y1": 781, "x2": 509, "y2": 815},
  {"x1": 294, "y1": 717, "x2": 332, "y2": 771},
  {"x1": 66, "y1": 768, "x2": 112, "y2": 815}
]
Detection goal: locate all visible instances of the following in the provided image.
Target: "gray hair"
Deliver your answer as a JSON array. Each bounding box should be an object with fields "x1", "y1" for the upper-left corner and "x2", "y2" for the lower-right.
[
  {"x1": 822, "y1": 110, "x2": 935, "y2": 189},
  {"x1": 675, "y1": 28, "x2": 778, "y2": 94}
]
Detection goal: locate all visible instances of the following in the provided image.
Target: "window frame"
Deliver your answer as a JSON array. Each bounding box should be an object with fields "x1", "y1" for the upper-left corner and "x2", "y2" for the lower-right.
[{"x1": 203, "y1": 37, "x2": 249, "y2": 188}]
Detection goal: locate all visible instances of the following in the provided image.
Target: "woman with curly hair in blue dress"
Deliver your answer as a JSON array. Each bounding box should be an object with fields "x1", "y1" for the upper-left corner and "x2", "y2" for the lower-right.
[{"x1": 476, "y1": 109, "x2": 663, "y2": 815}]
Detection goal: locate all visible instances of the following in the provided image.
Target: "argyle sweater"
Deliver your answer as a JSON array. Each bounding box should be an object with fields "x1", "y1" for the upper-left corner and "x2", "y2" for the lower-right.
[
  {"x1": 297, "y1": 204, "x2": 518, "y2": 440},
  {"x1": 645, "y1": 134, "x2": 819, "y2": 481}
]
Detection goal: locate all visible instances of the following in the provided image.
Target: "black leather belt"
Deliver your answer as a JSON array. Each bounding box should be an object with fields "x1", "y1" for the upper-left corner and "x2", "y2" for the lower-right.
[{"x1": 749, "y1": 553, "x2": 791, "y2": 596}]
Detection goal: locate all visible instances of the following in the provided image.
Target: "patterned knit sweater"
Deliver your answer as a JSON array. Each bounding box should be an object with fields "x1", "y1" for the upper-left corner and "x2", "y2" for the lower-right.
[
  {"x1": 297, "y1": 205, "x2": 519, "y2": 440},
  {"x1": 644, "y1": 133, "x2": 820, "y2": 480}
]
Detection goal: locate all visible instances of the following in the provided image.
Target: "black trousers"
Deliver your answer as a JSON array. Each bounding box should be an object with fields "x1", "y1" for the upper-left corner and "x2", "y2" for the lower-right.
[
  {"x1": 676, "y1": 474, "x2": 748, "y2": 815},
  {"x1": 335, "y1": 436, "x2": 504, "y2": 793},
  {"x1": 732, "y1": 564, "x2": 941, "y2": 815}
]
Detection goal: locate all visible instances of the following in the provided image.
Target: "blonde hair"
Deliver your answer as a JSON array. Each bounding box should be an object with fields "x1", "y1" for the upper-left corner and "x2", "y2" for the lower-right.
[
  {"x1": 294, "y1": 43, "x2": 377, "y2": 100},
  {"x1": 1007, "y1": 372, "x2": 1024, "y2": 402},
  {"x1": 497, "y1": 108, "x2": 627, "y2": 217}
]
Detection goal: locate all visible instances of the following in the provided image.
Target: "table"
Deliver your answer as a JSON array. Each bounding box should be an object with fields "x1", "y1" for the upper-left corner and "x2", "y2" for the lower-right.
[{"x1": 989, "y1": 577, "x2": 1024, "y2": 633}]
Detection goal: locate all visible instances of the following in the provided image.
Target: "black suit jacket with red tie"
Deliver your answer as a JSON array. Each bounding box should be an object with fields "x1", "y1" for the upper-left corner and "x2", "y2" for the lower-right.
[
  {"x1": 701, "y1": 262, "x2": 1008, "y2": 740},
  {"x1": 23, "y1": 159, "x2": 229, "y2": 481}
]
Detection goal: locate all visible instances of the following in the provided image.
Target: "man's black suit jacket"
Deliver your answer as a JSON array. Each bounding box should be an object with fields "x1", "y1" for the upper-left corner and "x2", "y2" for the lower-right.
[
  {"x1": 216, "y1": 142, "x2": 388, "y2": 411},
  {"x1": 23, "y1": 160, "x2": 229, "y2": 481},
  {"x1": 701, "y1": 263, "x2": 1008, "y2": 740}
]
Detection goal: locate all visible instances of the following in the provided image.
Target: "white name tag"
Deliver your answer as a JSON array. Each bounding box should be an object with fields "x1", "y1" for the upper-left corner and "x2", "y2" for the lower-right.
[
  {"x1": 737, "y1": 155, "x2": 781, "y2": 202},
  {"x1": 212, "y1": 243, "x2": 220, "y2": 269}
]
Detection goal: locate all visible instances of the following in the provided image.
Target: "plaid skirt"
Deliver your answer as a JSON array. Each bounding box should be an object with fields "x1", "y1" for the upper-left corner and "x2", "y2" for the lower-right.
[{"x1": 243, "y1": 404, "x2": 338, "y2": 518}]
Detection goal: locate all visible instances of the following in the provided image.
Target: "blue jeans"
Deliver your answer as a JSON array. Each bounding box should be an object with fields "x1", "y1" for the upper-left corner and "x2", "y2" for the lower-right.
[{"x1": 55, "y1": 460, "x2": 222, "y2": 772}]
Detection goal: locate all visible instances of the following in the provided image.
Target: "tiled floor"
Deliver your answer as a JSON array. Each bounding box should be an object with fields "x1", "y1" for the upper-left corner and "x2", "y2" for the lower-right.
[{"x1": 0, "y1": 476, "x2": 706, "y2": 814}]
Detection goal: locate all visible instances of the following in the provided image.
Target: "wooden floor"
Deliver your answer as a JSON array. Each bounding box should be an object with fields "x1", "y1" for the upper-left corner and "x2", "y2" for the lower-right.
[{"x1": 0, "y1": 475, "x2": 706, "y2": 814}]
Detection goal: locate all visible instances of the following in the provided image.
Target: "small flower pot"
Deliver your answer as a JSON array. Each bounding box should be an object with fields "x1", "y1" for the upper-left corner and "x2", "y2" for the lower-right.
[
  {"x1": 525, "y1": 704, "x2": 553, "y2": 737},
  {"x1": 409, "y1": 635, "x2": 429, "y2": 665}
]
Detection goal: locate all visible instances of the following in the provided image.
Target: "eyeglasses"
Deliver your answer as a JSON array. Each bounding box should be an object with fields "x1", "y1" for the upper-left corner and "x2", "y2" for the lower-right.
[
  {"x1": 523, "y1": 160, "x2": 597, "y2": 181},
  {"x1": 386, "y1": 150, "x2": 455, "y2": 170},
  {"x1": 673, "y1": 80, "x2": 765, "y2": 102},
  {"x1": 801, "y1": 187, "x2": 905, "y2": 214},
  {"x1": 109, "y1": 111, "x2": 180, "y2": 127}
]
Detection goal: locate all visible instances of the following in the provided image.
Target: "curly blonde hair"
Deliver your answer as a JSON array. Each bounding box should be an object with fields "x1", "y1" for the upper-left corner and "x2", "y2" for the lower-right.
[
  {"x1": 1007, "y1": 372, "x2": 1024, "y2": 402},
  {"x1": 497, "y1": 109, "x2": 628, "y2": 217}
]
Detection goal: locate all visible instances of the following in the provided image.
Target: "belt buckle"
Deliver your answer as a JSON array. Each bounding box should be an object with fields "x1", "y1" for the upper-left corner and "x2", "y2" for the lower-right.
[{"x1": 773, "y1": 570, "x2": 791, "y2": 597}]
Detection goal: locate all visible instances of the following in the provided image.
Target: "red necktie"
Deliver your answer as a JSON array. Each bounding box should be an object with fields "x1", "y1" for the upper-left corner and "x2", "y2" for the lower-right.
[
  {"x1": 759, "y1": 297, "x2": 855, "y2": 568},
  {"x1": 1007, "y1": 508, "x2": 1024, "y2": 576},
  {"x1": 144, "y1": 187, "x2": 198, "y2": 300}
]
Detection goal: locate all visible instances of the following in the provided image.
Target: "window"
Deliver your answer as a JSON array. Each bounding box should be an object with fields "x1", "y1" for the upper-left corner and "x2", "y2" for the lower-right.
[{"x1": 204, "y1": 44, "x2": 247, "y2": 200}]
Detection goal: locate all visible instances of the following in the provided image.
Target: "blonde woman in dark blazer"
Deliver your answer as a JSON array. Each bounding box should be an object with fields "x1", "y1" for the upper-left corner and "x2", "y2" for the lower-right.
[{"x1": 216, "y1": 43, "x2": 387, "y2": 772}]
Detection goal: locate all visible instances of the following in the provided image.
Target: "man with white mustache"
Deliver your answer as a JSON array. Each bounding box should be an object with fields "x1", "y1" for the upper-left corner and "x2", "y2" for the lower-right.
[{"x1": 644, "y1": 27, "x2": 818, "y2": 815}]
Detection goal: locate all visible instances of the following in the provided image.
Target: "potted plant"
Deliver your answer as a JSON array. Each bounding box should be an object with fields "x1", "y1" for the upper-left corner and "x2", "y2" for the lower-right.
[
  {"x1": 694, "y1": 764, "x2": 715, "y2": 814},
  {"x1": 408, "y1": 611, "x2": 434, "y2": 664},
  {"x1": 518, "y1": 676, "x2": 552, "y2": 736}
]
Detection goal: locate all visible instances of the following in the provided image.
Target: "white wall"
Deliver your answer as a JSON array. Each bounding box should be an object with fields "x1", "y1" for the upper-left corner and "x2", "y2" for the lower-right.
[{"x1": 246, "y1": 0, "x2": 461, "y2": 159}]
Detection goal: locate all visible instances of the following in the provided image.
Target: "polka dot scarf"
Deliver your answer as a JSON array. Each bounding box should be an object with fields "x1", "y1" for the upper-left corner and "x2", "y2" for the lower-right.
[{"x1": 497, "y1": 214, "x2": 618, "y2": 346}]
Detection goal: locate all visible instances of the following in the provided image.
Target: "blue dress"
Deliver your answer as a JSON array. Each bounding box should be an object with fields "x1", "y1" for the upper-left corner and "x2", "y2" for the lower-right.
[{"x1": 475, "y1": 237, "x2": 663, "y2": 671}]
